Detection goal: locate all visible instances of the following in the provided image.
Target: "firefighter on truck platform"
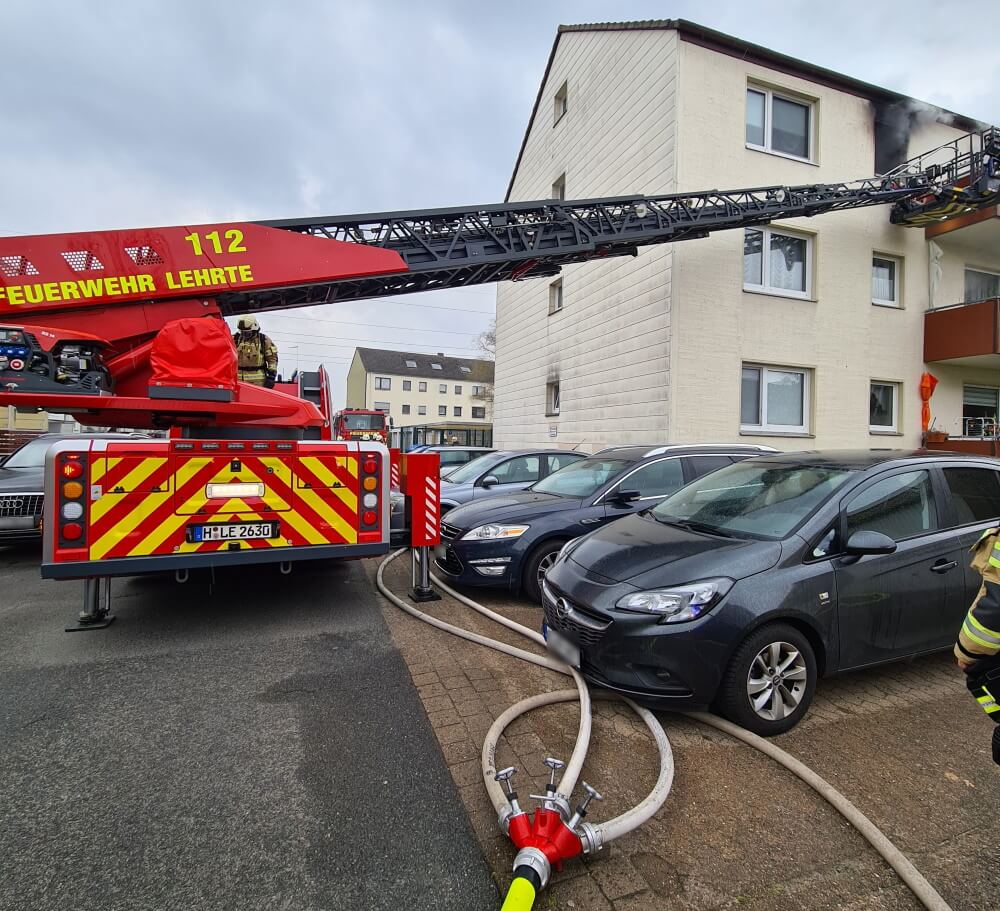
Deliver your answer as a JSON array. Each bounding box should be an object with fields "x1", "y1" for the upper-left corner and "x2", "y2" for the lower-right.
[
  {"x1": 955, "y1": 526, "x2": 1000, "y2": 765},
  {"x1": 233, "y1": 315, "x2": 278, "y2": 387}
]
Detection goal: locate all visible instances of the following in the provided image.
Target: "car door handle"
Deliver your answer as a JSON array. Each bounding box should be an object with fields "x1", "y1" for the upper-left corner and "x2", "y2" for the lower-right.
[{"x1": 930, "y1": 560, "x2": 958, "y2": 574}]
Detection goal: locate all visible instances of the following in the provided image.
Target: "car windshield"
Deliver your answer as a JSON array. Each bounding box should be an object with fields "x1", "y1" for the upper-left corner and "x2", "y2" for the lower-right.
[
  {"x1": 531, "y1": 457, "x2": 633, "y2": 498},
  {"x1": 445, "y1": 452, "x2": 504, "y2": 484},
  {"x1": 650, "y1": 461, "x2": 856, "y2": 539},
  {"x1": 341, "y1": 414, "x2": 385, "y2": 431},
  {"x1": 2, "y1": 438, "x2": 56, "y2": 469}
]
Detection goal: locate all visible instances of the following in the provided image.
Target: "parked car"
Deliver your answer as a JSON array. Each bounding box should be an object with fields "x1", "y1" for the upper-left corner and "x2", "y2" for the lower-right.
[
  {"x1": 0, "y1": 432, "x2": 149, "y2": 543},
  {"x1": 419, "y1": 445, "x2": 496, "y2": 478},
  {"x1": 440, "y1": 449, "x2": 587, "y2": 509},
  {"x1": 436, "y1": 444, "x2": 774, "y2": 602},
  {"x1": 543, "y1": 450, "x2": 1000, "y2": 735}
]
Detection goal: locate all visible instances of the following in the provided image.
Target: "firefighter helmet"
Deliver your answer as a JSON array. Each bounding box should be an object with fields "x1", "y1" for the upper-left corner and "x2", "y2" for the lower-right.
[{"x1": 237, "y1": 315, "x2": 260, "y2": 332}]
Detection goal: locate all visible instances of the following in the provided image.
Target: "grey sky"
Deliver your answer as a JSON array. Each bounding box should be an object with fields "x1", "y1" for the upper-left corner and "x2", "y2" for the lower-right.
[{"x1": 4, "y1": 1, "x2": 997, "y2": 406}]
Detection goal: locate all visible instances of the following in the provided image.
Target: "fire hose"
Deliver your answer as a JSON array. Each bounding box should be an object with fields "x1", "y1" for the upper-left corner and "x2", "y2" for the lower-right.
[{"x1": 376, "y1": 550, "x2": 954, "y2": 911}]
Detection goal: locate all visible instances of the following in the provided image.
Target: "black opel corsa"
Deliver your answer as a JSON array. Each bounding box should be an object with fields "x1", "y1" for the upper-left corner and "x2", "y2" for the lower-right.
[{"x1": 543, "y1": 450, "x2": 1000, "y2": 735}]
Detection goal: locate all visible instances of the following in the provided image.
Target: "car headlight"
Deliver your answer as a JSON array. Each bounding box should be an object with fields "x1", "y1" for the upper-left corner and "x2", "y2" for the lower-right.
[
  {"x1": 615, "y1": 578, "x2": 732, "y2": 623},
  {"x1": 461, "y1": 523, "x2": 530, "y2": 541}
]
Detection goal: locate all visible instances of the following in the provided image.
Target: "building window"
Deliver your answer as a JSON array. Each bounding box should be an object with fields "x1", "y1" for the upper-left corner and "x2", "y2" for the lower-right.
[
  {"x1": 418, "y1": 404, "x2": 427, "y2": 415},
  {"x1": 872, "y1": 255, "x2": 902, "y2": 307},
  {"x1": 472, "y1": 385, "x2": 485, "y2": 396},
  {"x1": 405, "y1": 359, "x2": 417, "y2": 368},
  {"x1": 419, "y1": 381, "x2": 427, "y2": 392},
  {"x1": 402, "y1": 404, "x2": 411, "y2": 415},
  {"x1": 374, "y1": 401, "x2": 390, "y2": 413},
  {"x1": 460, "y1": 366, "x2": 471, "y2": 374},
  {"x1": 431, "y1": 362, "x2": 442, "y2": 370},
  {"x1": 375, "y1": 376, "x2": 391, "y2": 390},
  {"x1": 741, "y1": 364, "x2": 810, "y2": 434},
  {"x1": 552, "y1": 173, "x2": 565, "y2": 201},
  {"x1": 870, "y1": 381, "x2": 899, "y2": 432},
  {"x1": 743, "y1": 227, "x2": 811, "y2": 299},
  {"x1": 746, "y1": 84, "x2": 812, "y2": 160},
  {"x1": 438, "y1": 383, "x2": 447, "y2": 394},
  {"x1": 546, "y1": 381, "x2": 561, "y2": 416},
  {"x1": 964, "y1": 268, "x2": 1000, "y2": 303},
  {"x1": 549, "y1": 279, "x2": 563, "y2": 314},
  {"x1": 554, "y1": 81, "x2": 568, "y2": 125},
  {"x1": 963, "y1": 385, "x2": 999, "y2": 437},
  {"x1": 438, "y1": 405, "x2": 447, "y2": 416},
  {"x1": 454, "y1": 385, "x2": 462, "y2": 394},
  {"x1": 454, "y1": 406, "x2": 462, "y2": 417},
  {"x1": 472, "y1": 406, "x2": 486, "y2": 419},
  {"x1": 402, "y1": 380, "x2": 411, "y2": 391}
]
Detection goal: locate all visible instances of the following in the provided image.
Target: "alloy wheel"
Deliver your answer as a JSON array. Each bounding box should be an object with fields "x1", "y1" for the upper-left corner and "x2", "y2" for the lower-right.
[
  {"x1": 746, "y1": 641, "x2": 808, "y2": 721},
  {"x1": 536, "y1": 551, "x2": 558, "y2": 590}
]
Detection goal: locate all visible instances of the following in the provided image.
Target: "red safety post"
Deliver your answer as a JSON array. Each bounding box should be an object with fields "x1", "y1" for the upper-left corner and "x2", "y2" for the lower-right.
[{"x1": 400, "y1": 451, "x2": 441, "y2": 602}]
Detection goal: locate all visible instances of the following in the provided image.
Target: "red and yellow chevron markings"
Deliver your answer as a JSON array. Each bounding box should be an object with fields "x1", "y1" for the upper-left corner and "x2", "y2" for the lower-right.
[{"x1": 87, "y1": 450, "x2": 362, "y2": 560}]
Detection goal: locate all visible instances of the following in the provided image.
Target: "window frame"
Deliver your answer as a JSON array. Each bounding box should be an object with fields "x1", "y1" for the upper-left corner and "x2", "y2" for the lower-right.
[
  {"x1": 431, "y1": 362, "x2": 443, "y2": 371},
  {"x1": 438, "y1": 383, "x2": 447, "y2": 394},
  {"x1": 374, "y1": 376, "x2": 391, "y2": 391},
  {"x1": 418, "y1": 404, "x2": 427, "y2": 415},
  {"x1": 745, "y1": 83, "x2": 815, "y2": 163},
  {"x1": 553, "y1": 81, "x2": 568, "y2": 125},
  {"x1": 418, "y1": 381, "x2": 427, "y2": 393},
  {"x1": 402, "y1": 380, "x2": 412, "y2": 391},
  {"x1": 601, "y1": 456, "x2": 687, "y2": 503},
  {"x1": 401, "y1": 404, "x2": 411, "y2": 415},
  {"x1": 869, "y1": 380, "x2": 900, "y2": 433},
  {"x1": 471, "y1": 406, "x2": 486, "y2": 419},
  {"x1": 404, "y1": 359, "x2": 418, "y2": 368},
  {"x1": 373, "y1": 401, "x2": 390, "y2": 413},
  {"x1": 872, "y1": 253, "x2": 903, "y2": 308},
  {"x1": 454, "y1": 385, "x2": 462, "y2": 395},
  {"x1": 549, "y1": 278, "x2": 563, "y2": 315},
  {"x1": 743, "y1": 226, "x2": 813, "y2": 300},
  {"x1": 962, "y1": 384, "x2": 999, "y2": 437},
  {"x1": 963, "y1": 266, "x2": 1000, "y2": 304},
  {"x1": 453, "y1": 406, "x2": 462, "y2": 417},
  {"x1": 438, "y1": 405, "x2": 447, "y2": 417},
  {"x1": 546, "y1": 380, "x2": 561, "y2": 417},
  {"x1": 940, "y1": 465, "x2": 1000, "y2": 529},
  {"x1": 740, "y1": 363, "x2": 812, "y2": 435}
]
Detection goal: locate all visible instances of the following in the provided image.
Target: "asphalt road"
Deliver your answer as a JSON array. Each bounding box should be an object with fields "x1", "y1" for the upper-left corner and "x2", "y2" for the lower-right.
[{"x1": 0, "y1": 544, "x2": 498, "y2": 911}]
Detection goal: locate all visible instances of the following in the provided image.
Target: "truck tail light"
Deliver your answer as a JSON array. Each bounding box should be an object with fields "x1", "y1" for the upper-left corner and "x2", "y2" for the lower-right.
[
  {"x1": 56, "y1": 452, "x2": 88, "y2": 548},
  {"x1": 359, "y1": 452, "x2": 381, "y2": 530}
]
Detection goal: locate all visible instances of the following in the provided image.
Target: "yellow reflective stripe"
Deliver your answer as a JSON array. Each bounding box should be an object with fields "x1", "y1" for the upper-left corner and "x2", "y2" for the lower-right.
[
  {"x1": 90, "y1": 456, "x2": 120, "y2": 484},
  {"x1": 279, "y1": 507, "x2": 329, "y2": 545},
  {"x1": 962, "y1": 622, "x2": 999, "y2": 651},
  {"x1": 89, "y1": 491, "x2": 171, "y2": 559},
  {"x1": 297, "y1": 486, "x2": 357, "y2": 543},
  {"x1": 967, "y1": 613, "x2": 1000, "y2": 643},
  {"x1": 89, "y1": 458, "x2": 165, "y2": 523},
  {"x1": 989, "y1": 555, "x2": 1000, "y2": 569}
]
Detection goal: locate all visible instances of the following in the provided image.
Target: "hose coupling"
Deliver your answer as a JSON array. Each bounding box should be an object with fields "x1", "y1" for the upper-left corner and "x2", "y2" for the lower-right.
[
  {"x1": 512, "y1": 846, "x2": 551, "y2": 891},
  {"x1": 577, "y1": 821, "x2": 604, "y2": 855}
]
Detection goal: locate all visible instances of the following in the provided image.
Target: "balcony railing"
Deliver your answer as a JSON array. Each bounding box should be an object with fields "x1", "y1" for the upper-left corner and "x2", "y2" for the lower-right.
[{"x1": 924, "y1": 297, "x2": 1000, "y2": 362}]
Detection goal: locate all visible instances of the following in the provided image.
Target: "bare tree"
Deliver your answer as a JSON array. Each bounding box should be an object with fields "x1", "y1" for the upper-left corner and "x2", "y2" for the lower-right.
[{"x1": 474, "y1": 320, "x2": 496, "y2": 404}]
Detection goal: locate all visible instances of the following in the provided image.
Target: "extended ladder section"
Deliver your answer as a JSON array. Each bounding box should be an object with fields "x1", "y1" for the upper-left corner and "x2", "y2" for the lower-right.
[{"x1": 238, "y1": 127, "x2": 1000, "y2": 315}]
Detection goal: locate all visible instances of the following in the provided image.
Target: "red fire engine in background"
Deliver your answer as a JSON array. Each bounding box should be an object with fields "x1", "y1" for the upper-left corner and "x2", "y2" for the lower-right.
[
  {"x1": 331, "y1": 408, "x2": 390, "y2": 444},
  {"x1": 0, "y1": 126, "x2": 995, "y2": 627}
]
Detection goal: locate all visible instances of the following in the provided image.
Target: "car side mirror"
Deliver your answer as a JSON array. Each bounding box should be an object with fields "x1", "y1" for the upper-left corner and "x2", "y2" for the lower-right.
[
  {"x1": 480, "y1": 475, "x2": 500, "y2": 489},
  {"x1": 611, "y1": 488, "x2": 641, "y2": 505},
  {"x1": 844, "y1": 530, "x2": 897, "y2": 558}
]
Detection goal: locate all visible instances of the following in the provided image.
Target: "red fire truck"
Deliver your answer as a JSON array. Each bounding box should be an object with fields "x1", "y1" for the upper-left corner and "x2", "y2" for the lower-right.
[
  {"x1": 0, "y1": 125, "x2": 995, "y2": 627},
  {"x1": 331, "y1": 408, "x2": 390, "y2": 444}
]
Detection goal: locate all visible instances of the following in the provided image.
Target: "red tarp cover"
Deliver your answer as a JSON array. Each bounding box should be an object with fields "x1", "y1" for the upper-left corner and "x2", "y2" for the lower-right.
[{"x1": 150, "y1": 318, "x2": 238, "y2": 390}]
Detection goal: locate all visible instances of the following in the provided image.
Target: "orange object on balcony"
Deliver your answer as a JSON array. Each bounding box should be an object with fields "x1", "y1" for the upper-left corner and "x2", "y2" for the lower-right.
[{"x1": 919, "y1": 372, "x2": 939, "y2": 433}]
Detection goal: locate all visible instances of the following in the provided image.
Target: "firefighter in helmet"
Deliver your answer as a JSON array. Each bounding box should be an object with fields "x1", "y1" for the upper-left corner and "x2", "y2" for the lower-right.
[
  {"x1": 955, "y1": 526, "x2": 1000, "y2": 765},
  {"x1": 233, "y1": 316, "x2": 278, "y2": 388}
]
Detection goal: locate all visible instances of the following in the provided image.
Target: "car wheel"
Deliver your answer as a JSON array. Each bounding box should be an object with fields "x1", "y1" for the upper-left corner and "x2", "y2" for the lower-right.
[
  {"x1": 522, "y1": 539, "x2": 567, "y2": 603},
  {"x1": 716, "y1": 623, "x2": 816, "y2": 736}
]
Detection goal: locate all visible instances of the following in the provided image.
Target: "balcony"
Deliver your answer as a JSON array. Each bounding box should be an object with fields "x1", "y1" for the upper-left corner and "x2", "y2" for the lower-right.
[{"x1": 924, "y1": 297, "x2": 1000, "y2": 366}]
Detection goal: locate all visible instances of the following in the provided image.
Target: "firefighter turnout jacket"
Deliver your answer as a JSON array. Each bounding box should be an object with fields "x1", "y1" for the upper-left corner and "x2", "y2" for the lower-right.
[
  {"x1": 955, "y1": 528, "x2": 1000, "y2": 671},
  {"x1": 234, "y1": 330, "x2": 278, "y2": 387}
]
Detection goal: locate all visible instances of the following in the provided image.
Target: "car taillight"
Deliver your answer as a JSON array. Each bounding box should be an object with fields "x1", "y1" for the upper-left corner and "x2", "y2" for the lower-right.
[
  {"x1": 62, "y1": 522, "x2": 83, "y2": 541},
  {"x1": 359, "y1": 452, "x2": 381, "y2": 530},
  {"x1": 63, "y1": 481, "x2": 84, "y2": 499},
  {"x1": 362, "y1": 510, "x2": 377, "y2": 525},
  {"x1": 62, "y1": 461, "x2": 83, "y2": 479}
]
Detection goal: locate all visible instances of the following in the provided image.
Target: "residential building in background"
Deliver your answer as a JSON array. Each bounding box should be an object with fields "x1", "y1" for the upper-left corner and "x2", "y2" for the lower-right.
[
  {"x1": 345, "y1": 348, "x2": 495, "y2": 447},
  {"x1": 494, "y1": 20, "x2": 999, "y2": 453}
]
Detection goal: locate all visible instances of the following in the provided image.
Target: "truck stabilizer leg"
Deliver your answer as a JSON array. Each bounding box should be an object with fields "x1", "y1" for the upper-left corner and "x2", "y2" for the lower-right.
[
  {"x1": 409, "y1": 546, "x2": 441, "y2": 603},
  {"x1": 65, "y1": 577, "x2": 115, "y2": 632}
]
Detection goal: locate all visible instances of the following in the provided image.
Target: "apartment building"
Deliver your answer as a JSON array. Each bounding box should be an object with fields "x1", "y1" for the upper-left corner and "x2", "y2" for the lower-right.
[
  {"x1": 494, "y1": 20, "x2": 999, "y2": 453},
  {"x1": 345, "y1": 348, "x2": 494, "y2": 432}
]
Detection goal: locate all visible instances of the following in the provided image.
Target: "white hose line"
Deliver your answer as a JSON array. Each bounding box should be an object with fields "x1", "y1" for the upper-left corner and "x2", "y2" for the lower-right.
[
  {"x1": 688, "y1": 712, "x2": 953, "y2": 911},
  {"x1": 431, "y1": 570, "x2": 546, "y2": 646},
  {"x1": 378, "y1": 551, "x2": 591, "y2": 804}
]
